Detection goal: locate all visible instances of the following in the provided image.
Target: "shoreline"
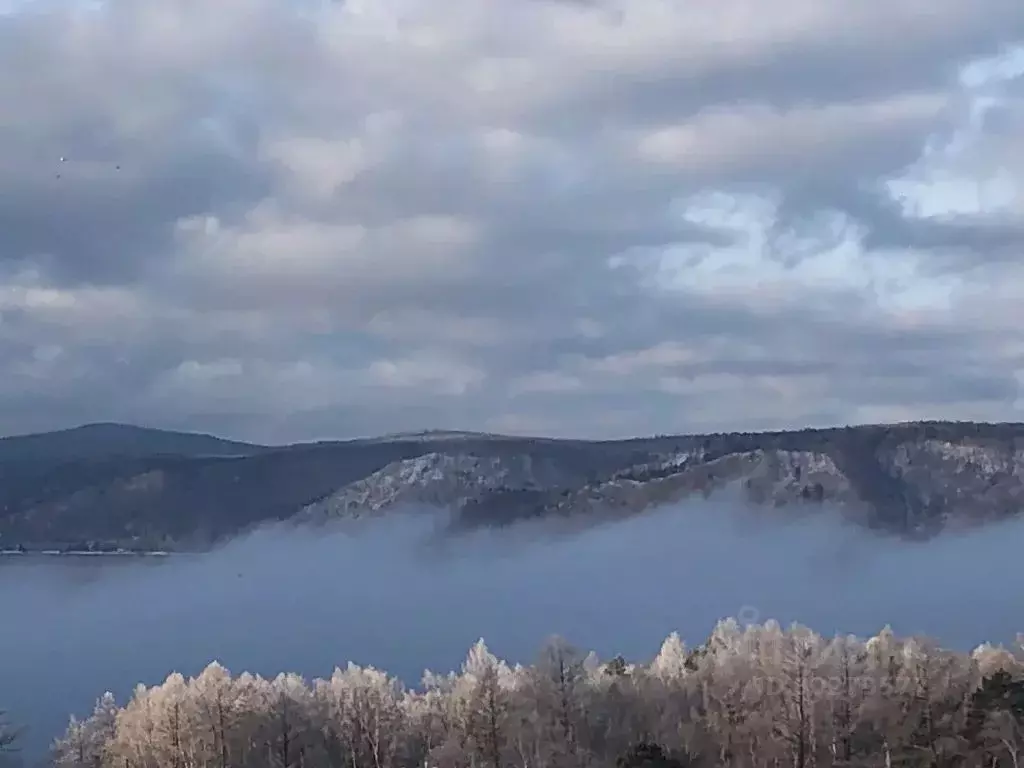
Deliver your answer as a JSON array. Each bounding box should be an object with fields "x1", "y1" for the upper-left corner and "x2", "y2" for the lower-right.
[{"x1": 0, "y1": 549, "x2": 171, "y2": 557}]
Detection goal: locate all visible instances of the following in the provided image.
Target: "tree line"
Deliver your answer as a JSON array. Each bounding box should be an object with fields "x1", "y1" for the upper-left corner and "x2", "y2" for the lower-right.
[{"x1": 7, "y1": 619, "x2": 1024, "y2": 768}]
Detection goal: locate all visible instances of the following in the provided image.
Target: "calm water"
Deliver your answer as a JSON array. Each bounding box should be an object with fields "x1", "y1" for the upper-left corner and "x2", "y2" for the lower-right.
[{"x1": 3, "y1": 501, "x2": 1024, "y2": 758}]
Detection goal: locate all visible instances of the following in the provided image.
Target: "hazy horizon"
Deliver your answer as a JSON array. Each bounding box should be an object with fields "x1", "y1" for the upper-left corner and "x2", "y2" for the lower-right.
[{"x1": 4, "y1": 416, "x2": 1021, "y2": 449}]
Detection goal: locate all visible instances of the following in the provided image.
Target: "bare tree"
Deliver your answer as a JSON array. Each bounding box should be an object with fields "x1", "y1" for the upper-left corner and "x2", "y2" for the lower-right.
[
  {"x1": 966, "y1": 670, "x2": 1024, "y2": 768},
  {"x1": 42, "y1": 617, "x2": 1024, "y2": 768},
  {"x1": 458, "y1": 639, "x2": 515, "y2": 768},
  {"x1": 191, "y1": 663, "x2": 238, "y2": 768},
  {"x1": 265, "y1": 674, "x2": 315, "y2": 768},
  {"x1": 531, "y1": 636, "x2": 590, "y2": 767},
  {"x1": 821, "y1": 634, "x2": 869, "y2": 768},
  {"x1": 313, "y1": 663, "x2": 407, "y2": 768},
  {"x1": 0, "y1": 711, "x2": 19, "y2": 754}
]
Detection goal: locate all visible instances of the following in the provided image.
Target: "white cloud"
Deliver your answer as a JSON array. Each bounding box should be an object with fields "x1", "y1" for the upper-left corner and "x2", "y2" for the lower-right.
[
  {"x1": 365, "y1": 355, "x2": 486, "y2": 396},
  {"x1": 634, "y1": 94, "x2": 950, "y2": 176}
]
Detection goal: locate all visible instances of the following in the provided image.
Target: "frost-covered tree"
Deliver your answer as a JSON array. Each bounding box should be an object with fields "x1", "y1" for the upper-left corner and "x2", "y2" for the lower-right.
[
  {"x1": 896, "y1": 637, "x2": 973, "y2": 768},
  {"x1": 313, "y1": 663, "x2": 406, "y2": 768},
  {"x1": 190, "y1": 663, "x2": 240, "y2": 768},
  {"x1": 45, "y1": 619, "x2": 1024, "y2": 768},
  {"x1": 149, "y1": 673, "x2": 192, "y2": 768},
  {"x1": 262, "y1": 673, "x2": 317, "y2": 768},
  {"x1": 854, "y1": 626, "x2": 917, "y2": 768},
  {"x1": 457, "y1": 639, "x2": 515, "y2": 768},
  {"x1": 0, "y1": 710, "x2": 19, "y2": 754},
  {"x1": 643, "y1": 633, "x2": 706, "y2": 761},
  {"x1": 965, "y1": 670, "x2": 1024, "y2": 768},
  {"x1": 529, "y1": 635, "x2": 590, "y2": 766},
  {"x1": 53, "y1": 717, "x2": 95, "y2": 768},
  {"x1": 412, "y1": 668, "x2": 467, "y2": 767},
  {"x1": 819, "y1": 634, "x2": 869, "y2": 767},
  {"x1": 769, "y1": 624, "x2": 830, "y2": 768},
  {"x1": 52, "y1": 693, "x2": 118, "y2": 768},
  {"x1": 583, "y1": 651, "x2": 647, "y2": 760},
  {"x1": 695, "y1": 618, "x2": 774, "y2": 768},
  {"x1": 111, "y1": 684, "x2": 160, "y2": 768}
]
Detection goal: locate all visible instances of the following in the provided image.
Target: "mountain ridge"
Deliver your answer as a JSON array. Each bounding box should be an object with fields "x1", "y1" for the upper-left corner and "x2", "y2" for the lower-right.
[
  {"x1": 2, "y1": 419, "x2": 1023, "y2": 551},
  {"x1": 0, "y1": 422, "x2": 270, "y2": 462}
]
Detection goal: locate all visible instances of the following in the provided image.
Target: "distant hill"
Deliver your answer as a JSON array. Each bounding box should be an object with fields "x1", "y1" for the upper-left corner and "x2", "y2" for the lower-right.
[
  {"x1": 2, "y1": 420, "x2": 1024, "y2": 552},
  {"x1": 0, "y1": 422, "x2": 268, "y2": 463}
]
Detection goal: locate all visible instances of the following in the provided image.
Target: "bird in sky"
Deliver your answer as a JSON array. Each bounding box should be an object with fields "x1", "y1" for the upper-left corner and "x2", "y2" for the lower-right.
[{"x1": 53, "y1": 156, "x2": 122, "y2": 178}]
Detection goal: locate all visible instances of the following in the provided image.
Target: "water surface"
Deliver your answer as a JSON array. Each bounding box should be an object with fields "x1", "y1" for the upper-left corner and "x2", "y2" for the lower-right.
[{"x1": 3, "y1": 501, "x2": 1023, "y2": 758}]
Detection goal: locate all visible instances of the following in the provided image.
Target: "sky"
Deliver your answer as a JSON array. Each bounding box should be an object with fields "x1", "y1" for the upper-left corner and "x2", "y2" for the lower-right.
[{"x1": 1, "y1": 0, "x2": 1023, "y2": 444}]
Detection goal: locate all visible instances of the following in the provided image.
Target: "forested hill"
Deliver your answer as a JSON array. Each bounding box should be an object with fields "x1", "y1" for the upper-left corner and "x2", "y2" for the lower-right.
[
  {"x1": 2, "y1": 420, "x2": 1024, "y2": 552},
  {"x1": 0, "y1": 423, "x2": 268, "y2": 463}
]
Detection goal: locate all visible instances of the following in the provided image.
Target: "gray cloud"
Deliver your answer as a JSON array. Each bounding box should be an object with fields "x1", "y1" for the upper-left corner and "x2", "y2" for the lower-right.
[{"x1": 1, "y1": 0, "x2": 1023, "y2": 442}]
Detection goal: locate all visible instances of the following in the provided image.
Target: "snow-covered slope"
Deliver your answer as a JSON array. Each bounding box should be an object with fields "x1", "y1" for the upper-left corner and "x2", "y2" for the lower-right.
[
  {"x1": 295, "y1": 447, "x2": 862, "y2": 530},
  {"x1": 544, "y1": 449, "x2": 856, "y2": 518},
  {"x1": 297, "y1": 452, "x2": 561, "y2": 520},
  {"x1": 293, "y1": 434, "x2": 1024, "y2": 538}
]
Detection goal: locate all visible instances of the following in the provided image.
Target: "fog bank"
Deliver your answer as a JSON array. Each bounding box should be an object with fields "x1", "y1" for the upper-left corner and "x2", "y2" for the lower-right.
[{"x1": 2, "y1": 500, "x2": 1023, "y2": 757}]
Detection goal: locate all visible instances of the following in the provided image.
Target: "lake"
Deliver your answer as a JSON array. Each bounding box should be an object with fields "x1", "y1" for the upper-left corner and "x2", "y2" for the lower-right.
[{"x1": 3, "y1": 500, "x2": 1024, "y2": 760}]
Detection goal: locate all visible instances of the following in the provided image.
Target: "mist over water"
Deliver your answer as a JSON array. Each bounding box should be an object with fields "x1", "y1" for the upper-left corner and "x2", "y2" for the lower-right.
[{"x1": 3, "y1": 500, "x2": 1024, "y2": 757}]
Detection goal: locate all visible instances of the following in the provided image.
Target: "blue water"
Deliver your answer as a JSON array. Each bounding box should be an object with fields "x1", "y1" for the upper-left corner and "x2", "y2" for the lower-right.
[{"x1": 3, "y1": 500, "x2": 1023, "y2": 759}]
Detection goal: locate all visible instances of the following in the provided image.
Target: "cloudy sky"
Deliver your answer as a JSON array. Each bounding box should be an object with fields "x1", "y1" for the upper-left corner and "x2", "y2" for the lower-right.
[{"x1": 1, "y1": 0, "x2": 1023, "y2": 444}]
